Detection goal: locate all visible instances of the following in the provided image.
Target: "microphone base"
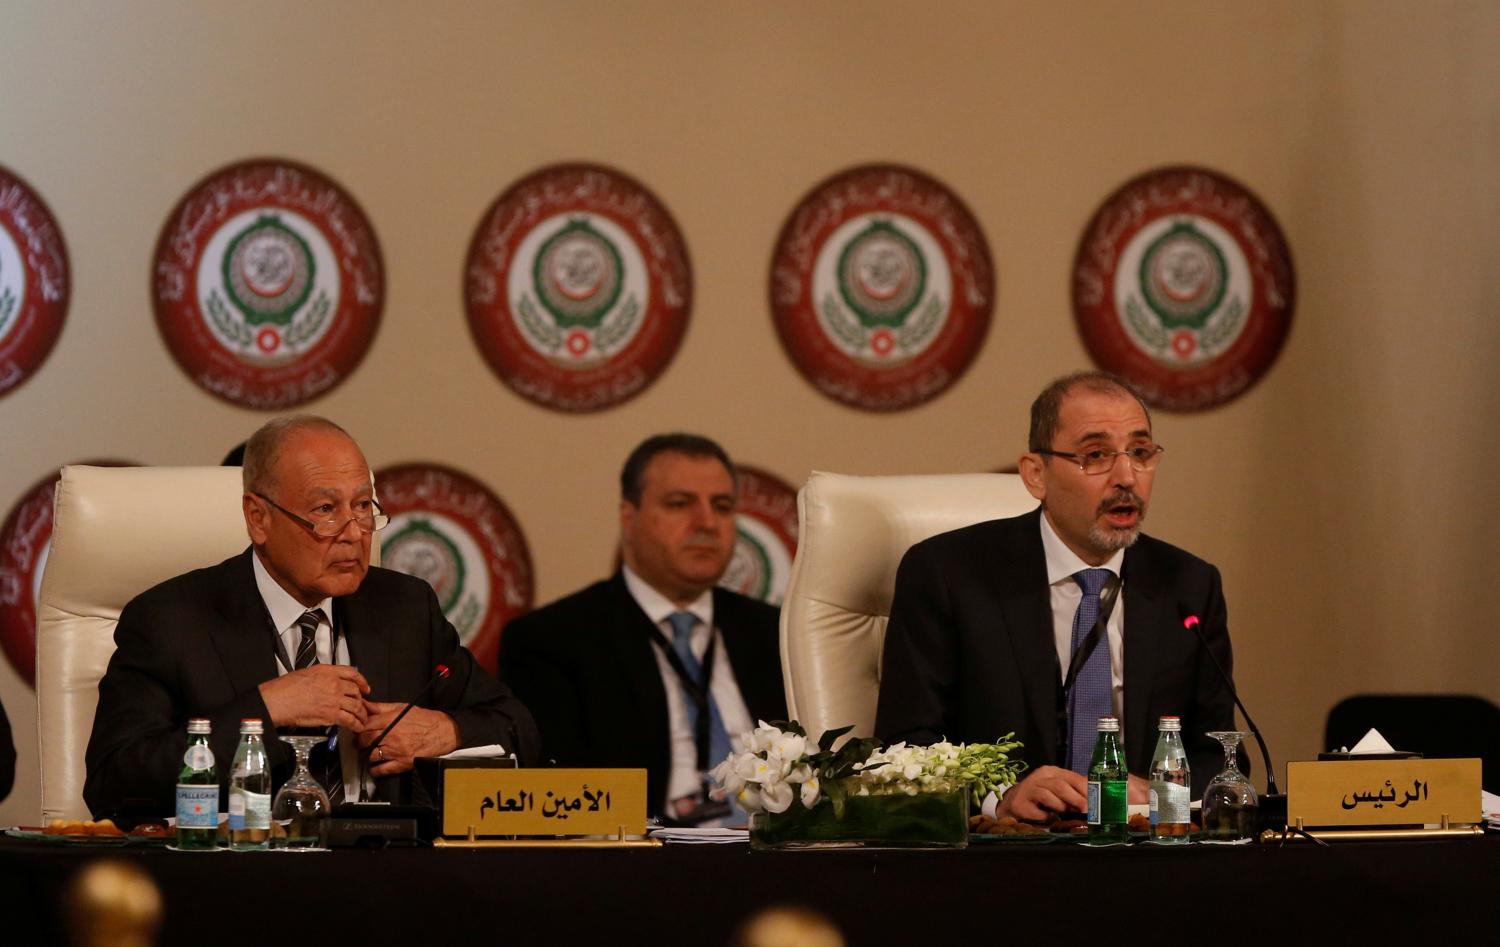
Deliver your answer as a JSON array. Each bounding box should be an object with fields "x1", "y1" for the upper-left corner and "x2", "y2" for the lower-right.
[{"x1": 1256, "y1": 792, "x2": 1288, "y2": 832}]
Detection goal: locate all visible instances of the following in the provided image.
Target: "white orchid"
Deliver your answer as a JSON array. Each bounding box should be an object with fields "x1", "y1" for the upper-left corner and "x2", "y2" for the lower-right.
[
  {"x1": 761, "y1": 779, "x2": 795, "y2": 814},
  {"x1": 800, "y1": 776, "x2": 821, "y2": 808}
]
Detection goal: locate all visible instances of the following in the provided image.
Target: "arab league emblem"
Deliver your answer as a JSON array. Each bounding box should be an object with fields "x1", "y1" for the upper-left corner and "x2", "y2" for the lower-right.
[
  {"x1": 466, "y1": 163, "x2": 691, "y2": 413},
  {"x1": 152, "y1": 159, "x2": 383, "y2": 409},
  {"x1": 0, "y1": 165, "x2": 69, "y2": 399},
  {"x1": 374, "y1": 464, "x2": 534, "y2": 676},
  {"x1": 1072, "y1": 166, "x2": 1295, "y2": 411},
  {"x1": 720, "y1": 466, "x2": 799, "y2": 606},
  {"x1": 770, "y1": 164, "x2": 993, "y2": 412}
]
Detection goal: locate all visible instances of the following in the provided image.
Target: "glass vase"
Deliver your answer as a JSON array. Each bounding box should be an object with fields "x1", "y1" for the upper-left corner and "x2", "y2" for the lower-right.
[{"x1": 749, "y1": 785, "x2": 969, "y2": 850}]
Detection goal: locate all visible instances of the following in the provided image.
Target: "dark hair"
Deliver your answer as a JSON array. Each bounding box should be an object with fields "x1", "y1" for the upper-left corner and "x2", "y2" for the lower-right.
[
  {"x1": 242, "y1": 415, "x2": 354, "y2": 494},
  {"x1": 1028, "y1": 371, "x2": 1150, "y2": 452},
  {"x1": 620, "y1": 433, "x2": 736, "y2": 505}
]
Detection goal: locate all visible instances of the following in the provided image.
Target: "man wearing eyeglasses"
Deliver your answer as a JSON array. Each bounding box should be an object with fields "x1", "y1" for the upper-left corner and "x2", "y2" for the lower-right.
[
  {"x1": 84, "y1": 416, "x2": 538, "y2": 818},
  {"x1": 875, "y1": 371, "x2": 1238, "y2": 821}
]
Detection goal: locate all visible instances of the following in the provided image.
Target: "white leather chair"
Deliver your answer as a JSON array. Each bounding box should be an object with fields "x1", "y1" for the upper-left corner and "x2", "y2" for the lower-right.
[
  {"x1": 34, "y1": 465, "x2": 380, "y2": 821},
  {"x1": 779, "y1": 471, "x2": 1037, "y2": 744}
]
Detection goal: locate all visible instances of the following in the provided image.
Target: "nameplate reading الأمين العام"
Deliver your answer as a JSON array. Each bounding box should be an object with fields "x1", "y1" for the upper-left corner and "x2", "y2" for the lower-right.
[{"x1": 441, "y1": 768, "x2": 648, "y2": 838}]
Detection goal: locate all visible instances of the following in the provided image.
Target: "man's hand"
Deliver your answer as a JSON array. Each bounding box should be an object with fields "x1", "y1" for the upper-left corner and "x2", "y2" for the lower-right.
[
  {"x1": 1127, "y1": 773, "x2": 1150, "y2": 805},
  {"x1": 259, "y1": 666, "x2": 371, "y2": 730},
  {"x1": 995, "y1": 766, "x2": 1089, "y2": 821},
  {"x1": 357, "y1": 703, "x2": 460, "y2": 776}
]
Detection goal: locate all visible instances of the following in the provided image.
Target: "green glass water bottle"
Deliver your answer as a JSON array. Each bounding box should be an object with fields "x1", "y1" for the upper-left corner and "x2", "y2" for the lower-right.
[
  {"x1": 1088, "y1": 715, "x2": 1129, "y2": 844},
  {"x1": 175, "y1": 718, "x2": 219, "y2": 850}
]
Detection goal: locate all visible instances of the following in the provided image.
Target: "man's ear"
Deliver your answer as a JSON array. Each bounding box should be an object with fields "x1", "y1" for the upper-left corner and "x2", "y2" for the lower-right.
[
  {"x1": 243, "y1": 493, "x2": 269, "y2": 545},
  {"x1": 1018, "y1": 453, "x2": 1047, "y2": 502}
]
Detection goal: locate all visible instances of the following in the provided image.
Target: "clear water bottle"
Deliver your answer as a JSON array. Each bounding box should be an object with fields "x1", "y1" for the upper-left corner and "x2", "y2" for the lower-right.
[
  {"x1": 228, "y1": 718, "x2": 271, "y2": 851},
  {"x1": 1149, "y1": 715, "x2": 1191, "y2": 843},
  {"x1": 175, "y1": 718, "x2": 218, "y2": 850},
  {"x1": 1087, "y1": 715, "x2": 1128, "y2": 844}
]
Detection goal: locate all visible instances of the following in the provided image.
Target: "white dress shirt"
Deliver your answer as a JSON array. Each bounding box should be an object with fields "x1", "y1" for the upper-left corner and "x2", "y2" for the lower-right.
[
  {"x1": 1038, "y1": 513, "x2": 1126, "y2": 727},
  {"x1": 252, "y1": 550, "x2": 369, "y2": 801},
  {"x1": 622, "y1": 566, "x2": 754, "y2": 804}
]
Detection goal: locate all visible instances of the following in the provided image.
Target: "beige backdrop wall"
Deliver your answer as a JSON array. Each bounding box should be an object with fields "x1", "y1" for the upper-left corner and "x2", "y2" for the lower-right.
[{"x1": 2, "y1": 0, "x2": 1497, "y2": 824}]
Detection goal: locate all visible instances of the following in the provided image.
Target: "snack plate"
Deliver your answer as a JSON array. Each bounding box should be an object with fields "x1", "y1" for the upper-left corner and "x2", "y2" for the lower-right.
[{"x1": 4, "y1": 827, "x2": 170, "y2": 846}]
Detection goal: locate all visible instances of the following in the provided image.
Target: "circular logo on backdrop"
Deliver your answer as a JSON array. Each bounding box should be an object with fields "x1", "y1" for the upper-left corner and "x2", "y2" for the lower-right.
[
  {"x1": 770, "y1": 164, "x2": 994, "y2": 412},
  {"x1": 152, "y1": 159, "x2": 384, "y2": 409},
  {"x1": 0, "y1": 460, "x2": 134, "y2": 686},
  {"x1": 1072, "y1": 166, "x2": 1295, "y2": 411},
  {"x1": 719, "y1": 466, "x2": 799, "y2": 605},
  {"x1": 465, "y1": 163, "x2": 692, "y2": 413},
  {"x1": 373, "y1": 464, "x2": 534, "y2": 676},
  {"x1": 0, "y1": 165, "x2": 70, "y2": 399}
]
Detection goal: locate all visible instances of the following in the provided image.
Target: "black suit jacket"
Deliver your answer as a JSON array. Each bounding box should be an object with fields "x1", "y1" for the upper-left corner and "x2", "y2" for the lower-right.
[
  {"x1": 84, "y1": 549, "x2": 539, "y2": 818},
  {"x1": 499, "y1": 573, "x2": 785, "y2": 815},
  {"x1": 874, "y1": 509, "x2": 1238, "y2": 797}
]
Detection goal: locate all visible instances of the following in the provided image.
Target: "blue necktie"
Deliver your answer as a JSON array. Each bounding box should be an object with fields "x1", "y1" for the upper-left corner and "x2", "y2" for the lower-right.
[
  {"x1": 666, "y1": 612, "x2": 734, "y2": 770},
  {"x1": 1067, "y1": 568, "x2": 1115, "y2": 774}
]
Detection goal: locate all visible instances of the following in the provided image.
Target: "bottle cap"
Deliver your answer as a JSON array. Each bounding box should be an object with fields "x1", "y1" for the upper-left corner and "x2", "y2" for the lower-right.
[
  {"x1": 239, "y1": 718, "x2": 264, "y2": 735},
  {"x1": 1095, "y1": 715, "x2": 1120, "y2": 732},
  {"x1": 187, "y1": 718, "x2": 211, "y2": 735},
  {"x1": 1158, "y1": 716, "x2": 1181, "y2": 731}
]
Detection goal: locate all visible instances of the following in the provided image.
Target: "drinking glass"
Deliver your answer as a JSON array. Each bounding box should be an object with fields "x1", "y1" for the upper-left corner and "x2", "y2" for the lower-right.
[
  {"x1": 272, "y1": 734, "x2": 331, "y2": 850},
  {"x1": 1201, "y1": 730, "x2": 1258, "y2": 841}
]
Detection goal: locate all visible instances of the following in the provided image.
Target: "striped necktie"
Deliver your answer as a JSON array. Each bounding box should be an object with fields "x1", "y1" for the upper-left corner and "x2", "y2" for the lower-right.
[
  {"x1": 292, "y1": 609, "x2": 344, "y2": 805},
  {"x1": 293, "y1": 610, "x2": 321, "y2": 669}
]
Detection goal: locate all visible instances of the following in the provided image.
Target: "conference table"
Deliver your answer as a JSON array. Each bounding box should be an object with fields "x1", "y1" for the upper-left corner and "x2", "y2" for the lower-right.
[{"x1": 1, "y1": 832, "x2": 1492, "y2": 944}]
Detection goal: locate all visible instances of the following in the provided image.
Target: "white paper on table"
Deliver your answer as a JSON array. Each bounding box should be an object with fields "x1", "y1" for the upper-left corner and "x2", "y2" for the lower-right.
[
  {"x1": 648, "y1": 826, "x2": 748, "y2": 844},
  {"x1": 439, "y1": 744, "x2": 507, "y2": 760}
]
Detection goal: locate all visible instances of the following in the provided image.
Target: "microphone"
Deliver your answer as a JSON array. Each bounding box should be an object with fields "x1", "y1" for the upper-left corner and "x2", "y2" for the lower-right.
[
  {"x1": 363, "y1": 664, "x2": 451, "y2": 761},
  {"x1": 1182, "y1": 615, "x2": 1280, "y2": 796}
]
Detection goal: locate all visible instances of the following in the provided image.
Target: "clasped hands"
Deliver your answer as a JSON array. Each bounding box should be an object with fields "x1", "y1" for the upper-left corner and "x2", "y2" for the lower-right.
[
  {"x1": 258, "y1": 665, "x2": 459, "y2": 776},
  {"x1": 995, "y1": 765, "x2": 1150, "y2": 821}
]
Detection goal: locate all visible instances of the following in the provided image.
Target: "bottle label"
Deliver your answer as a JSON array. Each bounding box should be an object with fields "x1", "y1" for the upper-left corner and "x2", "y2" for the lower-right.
[
  {"x1": 183, "y1": 744, "x2": 214, "y2": 770},
  {"x1": 228, "y1": 788, "x2": 271, "y2": 830},
  {"x1": 1087, "y1": 781, "x2": 1100, "y2": 824},
  {"x1": 1153, "y1": 782, "x2": 1190, "y2": 824},
  {"x1": 176, "y1": 784, "x2": 219, "y2": 829}
]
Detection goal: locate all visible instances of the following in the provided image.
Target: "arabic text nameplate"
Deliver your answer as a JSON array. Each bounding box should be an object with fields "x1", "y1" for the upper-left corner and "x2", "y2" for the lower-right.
[
  {"x1": 1286, "y1": 758, "x2": 1480, "y2": 827},
  {"x1": 442, "y1": 768, "x2": 648, "y2": 838}
]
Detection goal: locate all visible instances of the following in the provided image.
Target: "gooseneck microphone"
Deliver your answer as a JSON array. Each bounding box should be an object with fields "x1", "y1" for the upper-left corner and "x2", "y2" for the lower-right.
[
  {"x1": 1182, "y1": 615, "x2": 1279, "y2": 796},
  {"x1": 363, "y1": 664, "x2": 451, "y2": 761}
]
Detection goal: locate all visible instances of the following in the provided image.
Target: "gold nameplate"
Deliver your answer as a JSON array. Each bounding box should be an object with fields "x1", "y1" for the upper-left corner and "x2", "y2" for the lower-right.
[
  {"x1": 441, "y1": 768, "x2": 648, "y2": 838},
  {"x1": 1286, "y1": 758, "x2": 1480, "y2": 827}
]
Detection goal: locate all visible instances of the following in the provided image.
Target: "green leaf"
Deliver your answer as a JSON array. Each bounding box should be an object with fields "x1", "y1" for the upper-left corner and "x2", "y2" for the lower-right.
[{"x1": 818, "y1": 724, "x2": 855, "y2": 753}]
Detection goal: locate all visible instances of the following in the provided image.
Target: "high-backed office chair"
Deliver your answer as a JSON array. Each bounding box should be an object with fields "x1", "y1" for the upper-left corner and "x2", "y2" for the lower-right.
[
  {"x1": 1324, "y1": 694, "x2": 1500, "y2": 794},
  {"x1": 34, "y1": 465, "x2": 381, "y2": 821},
  {"x1": 779, "y1": 471, "x2": 1037, "y2": 743}
]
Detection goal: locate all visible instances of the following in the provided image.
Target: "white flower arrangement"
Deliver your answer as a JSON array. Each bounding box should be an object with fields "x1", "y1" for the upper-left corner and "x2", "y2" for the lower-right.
[{"x1": 710, "y1": 720, "x2": 1025, "y2": 817}]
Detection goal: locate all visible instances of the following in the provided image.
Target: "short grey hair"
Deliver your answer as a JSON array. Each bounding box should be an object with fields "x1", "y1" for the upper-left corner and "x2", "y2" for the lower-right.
[
  {"x1": 241, "y1": 415, "x2": 353, "y2": 495},
  {"x1": 1028, "y1": 371, "x2": 1150, "y2": 453}
]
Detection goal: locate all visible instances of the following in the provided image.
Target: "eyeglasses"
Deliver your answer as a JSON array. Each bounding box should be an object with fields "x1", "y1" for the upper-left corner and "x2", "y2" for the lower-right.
[
  {"x1": 1034, "y1": 444, "x2": 1165, "y2": 476},
  {"x1": 254, "y1": 492, "x2": 390, "y2": 538}
]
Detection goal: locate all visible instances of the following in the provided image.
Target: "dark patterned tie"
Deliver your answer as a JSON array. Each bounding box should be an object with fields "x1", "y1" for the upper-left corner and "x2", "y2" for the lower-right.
[
  {"x1": 1067, "y1": 569, "x2": 1115, "y2": 774},
  {"x1": 293, "y1": 610, "x2": 344, "y2": 805},
  {"x1": 293, "y1": 610, "x2": 321, "y2": 669}
]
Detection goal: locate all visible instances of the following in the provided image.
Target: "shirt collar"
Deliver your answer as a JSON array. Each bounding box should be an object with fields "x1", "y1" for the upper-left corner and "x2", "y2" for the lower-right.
[
  {"x1": 252, "y1": 548, "x2": 332, "y2": 634},
  {"x1": 1038, "y1": 511, "x2": 1124, "y2": 586},
  {"x1": 622, "y1": 565, "x2": 714, "y2": 629}
]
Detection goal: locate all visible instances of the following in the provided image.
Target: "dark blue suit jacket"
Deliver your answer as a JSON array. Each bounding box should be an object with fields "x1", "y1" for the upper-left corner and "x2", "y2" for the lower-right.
[
  {"x1": 874, "y1": 508, "x2": 1238, "y2": 796},
  {"x1": 84, "y1": 548, "x2": 538, "y2": 817}
]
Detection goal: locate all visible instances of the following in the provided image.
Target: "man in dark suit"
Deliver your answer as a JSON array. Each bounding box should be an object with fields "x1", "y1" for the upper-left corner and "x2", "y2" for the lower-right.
[
  {"x1": 875, "y1": 371, "x2": 1238, "y2": 820},
  {"x1": 84, "y1": 417, "x2": 538, "y2": 818},
  {"x1": 501, "y1": 434, "x2": 784, "y2": 822}
]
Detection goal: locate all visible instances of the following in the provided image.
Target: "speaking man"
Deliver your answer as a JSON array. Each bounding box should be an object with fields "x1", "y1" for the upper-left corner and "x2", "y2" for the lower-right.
[
  {"x1": 874, "y1": 371, "x2": 1239, "y2": 820},
  {"x1": 500, "y1": 434, "x2": 785, "y2": 822},
  {"x1": 84, "y1": 416, "x2": 538, "y2": 817}
]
